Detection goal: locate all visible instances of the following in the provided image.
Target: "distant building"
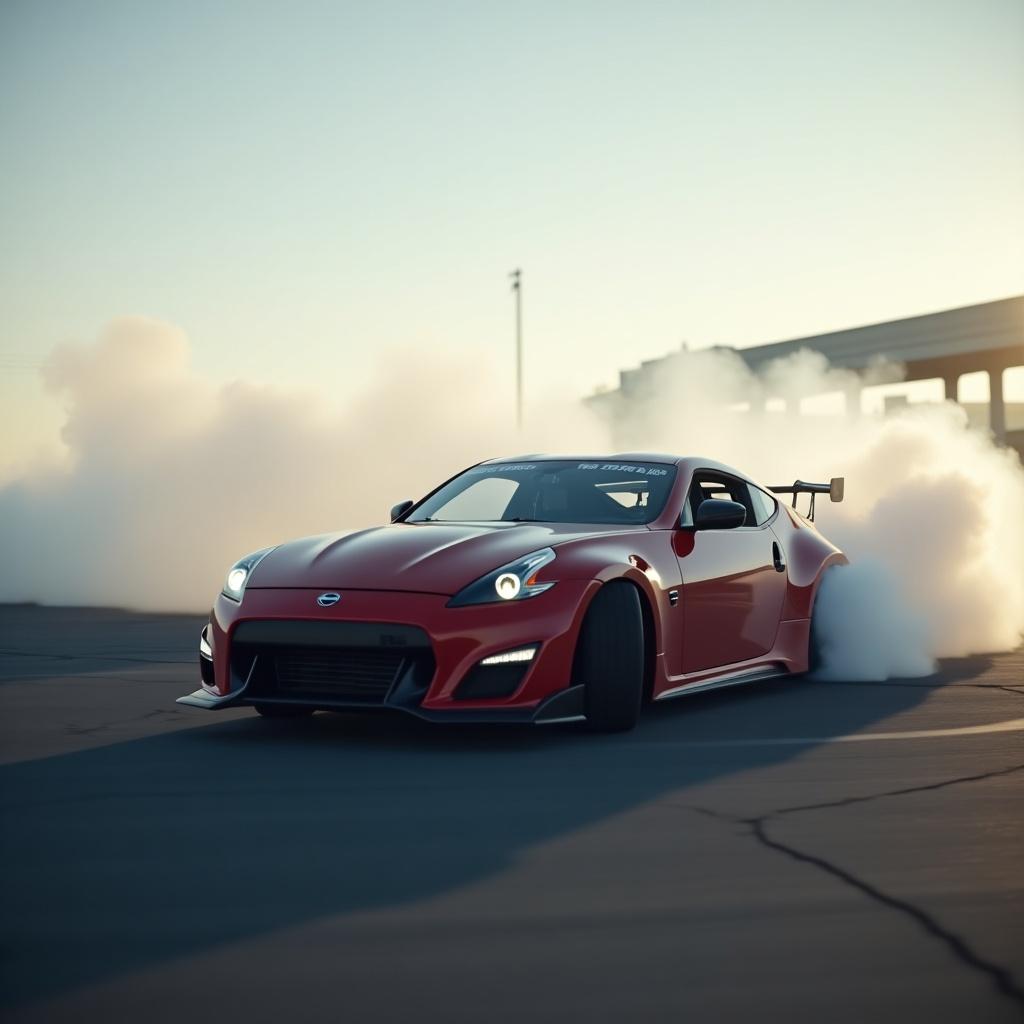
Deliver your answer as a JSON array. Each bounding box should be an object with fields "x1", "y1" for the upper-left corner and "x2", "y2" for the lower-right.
[{"x1": 588, "y1": 296, "x2": 1024, "y2": 455}]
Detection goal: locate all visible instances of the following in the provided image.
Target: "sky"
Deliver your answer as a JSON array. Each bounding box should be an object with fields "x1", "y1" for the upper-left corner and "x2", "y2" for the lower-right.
[{"x1": 1, "y1": 0, "x2": 1022, "y2": 466}]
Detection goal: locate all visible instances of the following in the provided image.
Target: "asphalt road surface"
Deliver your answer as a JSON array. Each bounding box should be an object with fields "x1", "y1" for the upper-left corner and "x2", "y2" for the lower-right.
[{"x1": 1, "y1": 604, "x2": 1022, "y2": 1023}]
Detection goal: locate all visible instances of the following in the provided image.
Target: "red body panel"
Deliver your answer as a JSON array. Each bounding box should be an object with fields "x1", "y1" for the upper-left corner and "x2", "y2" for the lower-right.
[
  {"x1": 194, "y1": 454, "x2": 847, "y2": 717},
  {"x1": 249, "y1": 522, "x2": 635, "y2": 595},
  {"x1": 672, "y1": 528, "x2": 786, "y2": 672},
  {"x1": 207, "y1": 581, "x2": 599, "y2": 710}
]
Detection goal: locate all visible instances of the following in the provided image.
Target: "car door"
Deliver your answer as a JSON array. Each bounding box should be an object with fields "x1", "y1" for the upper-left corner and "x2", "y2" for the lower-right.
[{"x1": 673, "y1": 471, "x2": 787, "y2": 673}]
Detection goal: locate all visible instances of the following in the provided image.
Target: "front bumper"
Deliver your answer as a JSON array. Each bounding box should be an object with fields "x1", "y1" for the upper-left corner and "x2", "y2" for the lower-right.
[{"x1": 177, "y1": 580, "x2": 600, "y2": 724}]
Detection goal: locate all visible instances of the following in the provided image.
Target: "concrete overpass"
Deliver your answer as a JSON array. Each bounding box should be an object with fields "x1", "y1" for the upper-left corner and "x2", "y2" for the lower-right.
[{"x1": 591, "y1": 296, "x2": 1024, "y2": 450}]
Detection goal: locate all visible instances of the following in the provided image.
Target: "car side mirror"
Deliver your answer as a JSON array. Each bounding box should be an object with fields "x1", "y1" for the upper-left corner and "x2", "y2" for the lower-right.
[
  {"x1": 693, "y1": 499, "x2": 746, "y2": 530},
  {"x1": 390, "y1": 499, "x2": 414, "y2": 522}
]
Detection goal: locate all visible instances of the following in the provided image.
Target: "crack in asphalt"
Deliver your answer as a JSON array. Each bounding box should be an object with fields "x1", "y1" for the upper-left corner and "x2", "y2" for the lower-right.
[
  {"x1": 822, "y1": 680, "x2": 1024, "y2": 694},
  {"x1": 746, "y1": 817, "x2": 1024, "y2": 1006},
  {"x1": 771, "y1": 762, "x2": 1024, "y2": 818},
  {"x1": 679, "y1": 762, "x2": 1024, "y2": 1008}
]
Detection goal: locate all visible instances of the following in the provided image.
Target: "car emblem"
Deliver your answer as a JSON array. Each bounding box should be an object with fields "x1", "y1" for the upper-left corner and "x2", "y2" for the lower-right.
[{"x1": 316, "y1": 592, "x2": 341, "y2": 607}]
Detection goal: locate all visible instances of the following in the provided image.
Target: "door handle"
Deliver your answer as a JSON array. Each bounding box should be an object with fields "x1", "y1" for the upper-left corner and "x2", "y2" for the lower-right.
[{"x1": 772, "y1": 542, "x2": 786, "y2": 573}]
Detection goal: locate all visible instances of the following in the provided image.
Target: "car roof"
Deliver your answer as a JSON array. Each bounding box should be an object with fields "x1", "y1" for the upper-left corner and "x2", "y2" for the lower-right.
[
  {"x1": 478, "y1": 453, "x2": 765, "y2": 488},
  {"x1": 482, "y1": 452, "x2": 684, "y2": 465}
]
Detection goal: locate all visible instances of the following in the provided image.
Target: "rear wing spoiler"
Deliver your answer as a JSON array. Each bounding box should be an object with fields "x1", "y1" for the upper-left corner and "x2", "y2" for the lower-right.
[{"x1": 768, "y1": 477, "x2": 844, "y2": 521}]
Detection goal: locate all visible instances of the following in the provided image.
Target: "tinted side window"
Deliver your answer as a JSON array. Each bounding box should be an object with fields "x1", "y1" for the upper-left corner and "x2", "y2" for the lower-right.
[
  {"x1": 750, "y1": 487, "x2": 778, "y2": 526},
  {"x1": 684, "y1": 472, "x2": 757, "y2": 527}
]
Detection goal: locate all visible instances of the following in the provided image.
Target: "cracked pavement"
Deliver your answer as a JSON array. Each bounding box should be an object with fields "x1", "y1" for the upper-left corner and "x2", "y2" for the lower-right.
[{"x1": 1, "y1": 604, "x2": 1021, "y2": 1022}]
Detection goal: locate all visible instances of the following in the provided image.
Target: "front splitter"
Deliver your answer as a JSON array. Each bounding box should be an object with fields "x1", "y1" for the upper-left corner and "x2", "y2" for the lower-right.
[{"x1": 176, "y1": 682, "x2": 586, "y2": 725}]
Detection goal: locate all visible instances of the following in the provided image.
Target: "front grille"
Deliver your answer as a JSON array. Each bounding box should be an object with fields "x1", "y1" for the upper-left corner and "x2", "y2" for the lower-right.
[
  {"x1": 231, "y1": 620, "x2": 435, "y2": 708},
  {"x1": 273, "y1": 647, "x2": 405, "y2": 701}
]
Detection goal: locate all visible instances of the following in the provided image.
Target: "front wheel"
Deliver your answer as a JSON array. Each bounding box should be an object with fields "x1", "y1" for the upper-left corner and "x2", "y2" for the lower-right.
[
  {"x1": 574, "y1": 582, "x2": 645, "y2": 733},
  {"x1": 253, "y1": 703, "x2": 316, "y2": 719}
]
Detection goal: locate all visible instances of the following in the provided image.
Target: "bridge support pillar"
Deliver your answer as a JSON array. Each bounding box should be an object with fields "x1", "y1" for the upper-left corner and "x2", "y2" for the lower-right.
[{"x1": 989, "y1": 367, "x2": 1006, "y2": 443}]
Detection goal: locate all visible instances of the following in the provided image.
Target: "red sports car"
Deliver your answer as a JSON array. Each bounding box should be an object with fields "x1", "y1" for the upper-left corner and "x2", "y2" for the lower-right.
[{"x1": 178, "y1": 455, "x2": 846, "y2": 731}]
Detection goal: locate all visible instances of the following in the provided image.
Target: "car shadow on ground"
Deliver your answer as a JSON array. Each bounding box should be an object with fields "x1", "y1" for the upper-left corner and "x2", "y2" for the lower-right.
[{"x1": 0, "y1": 657, "x2": 991, "y2": 1008}]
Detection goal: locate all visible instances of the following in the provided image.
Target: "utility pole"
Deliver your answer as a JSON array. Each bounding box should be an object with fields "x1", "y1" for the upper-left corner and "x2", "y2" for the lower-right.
[{"x1": 510, "y1": 268, "x2": 523, "y2": 430}]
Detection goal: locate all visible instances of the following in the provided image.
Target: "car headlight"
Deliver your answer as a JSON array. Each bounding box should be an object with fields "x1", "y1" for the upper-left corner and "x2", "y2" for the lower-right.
[
  {"x1": 221, "y1": 547, "x2": 276, "y2": 602},
  {"x1": 448, "y1": 548, "x2": 556, "y2": 607}
]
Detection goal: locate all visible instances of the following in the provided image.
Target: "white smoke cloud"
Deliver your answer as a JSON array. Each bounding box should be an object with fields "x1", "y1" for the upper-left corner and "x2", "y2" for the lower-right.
[
  {"x1": 810, "y1": 560, "x2": 936, "y2": 681},
  {"x1": 1, "y1": 318, "x2": 1021, "y2": 680},
  {"x1": 0, "y1": 317, "x2": 605, "y2": 611},
  {"x1": 618, "y1": 345, "x2": 1024, "y2": 671}
]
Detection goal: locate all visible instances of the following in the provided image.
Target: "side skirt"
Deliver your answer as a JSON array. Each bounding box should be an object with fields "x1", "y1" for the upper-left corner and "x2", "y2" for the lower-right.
[{"x1": 654, "y1": 665, "x2": 790, "y2": 702}]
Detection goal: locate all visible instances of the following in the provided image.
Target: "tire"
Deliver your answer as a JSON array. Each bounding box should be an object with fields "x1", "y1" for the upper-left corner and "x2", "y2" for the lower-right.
[
  {"x1": 807, "y1": 568, "x2": 835, "y2": 676},
  {"x1": 252, "y1": 703, "x2": 316, "y2": 719},
  {"x1": 574, "y1": 582, "x2": 645, "y2": 733},
  {"x1": 808, "y1": 612, "x2": 824, "y2": 675}
]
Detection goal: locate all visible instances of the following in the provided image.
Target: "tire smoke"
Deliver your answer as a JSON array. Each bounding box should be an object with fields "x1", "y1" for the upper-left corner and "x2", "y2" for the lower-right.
[
  {"x1": 615, "y1": 345, "x2": 1024, "y2": 675},
  {"x1": 1, "y1": 317, "x2": 1021, "y2": 680}
]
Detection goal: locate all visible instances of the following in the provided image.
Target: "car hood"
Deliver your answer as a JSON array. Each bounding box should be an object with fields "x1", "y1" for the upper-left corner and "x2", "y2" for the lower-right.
[{"x1": 248, "y1": 521, "x2": 636, "y2": 595}]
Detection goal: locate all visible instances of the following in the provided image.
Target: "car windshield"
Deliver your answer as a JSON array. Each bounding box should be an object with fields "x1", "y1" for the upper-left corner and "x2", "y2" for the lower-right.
[{"x1": 407, "y1": 460, "x2": 677, "y2": 525}]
